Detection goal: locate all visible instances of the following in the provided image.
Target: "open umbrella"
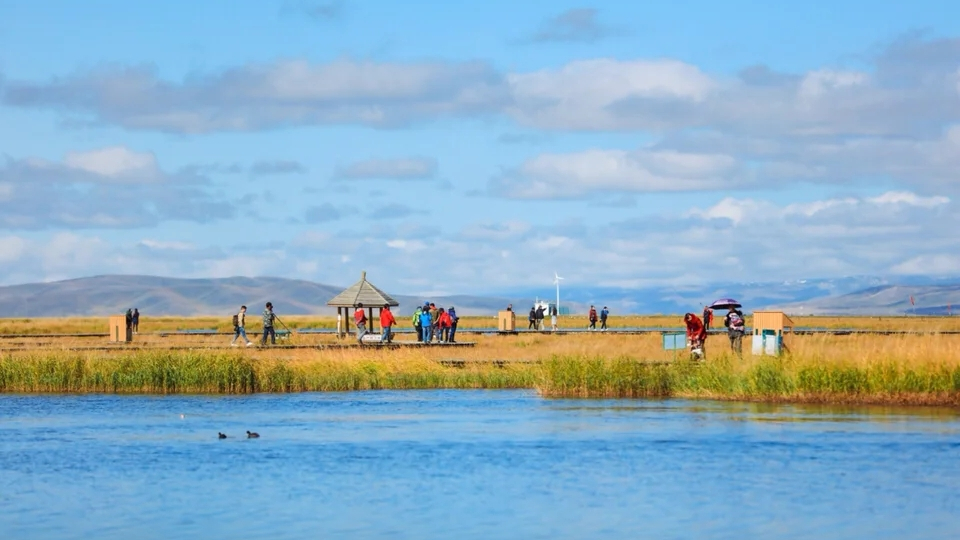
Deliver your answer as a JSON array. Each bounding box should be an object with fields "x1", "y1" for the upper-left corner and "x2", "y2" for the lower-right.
[{"x1": 709, "y1": 298, "x2": 742, "y2": 310}]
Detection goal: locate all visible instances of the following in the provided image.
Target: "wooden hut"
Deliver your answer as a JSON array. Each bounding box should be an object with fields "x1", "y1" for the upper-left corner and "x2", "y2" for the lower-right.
[
  {"x1": 751, "y1": 311, "x2": 794, "y2": 355},
  {"x1": 327, "y1": 271, "x2": 399, "y2": 338}
]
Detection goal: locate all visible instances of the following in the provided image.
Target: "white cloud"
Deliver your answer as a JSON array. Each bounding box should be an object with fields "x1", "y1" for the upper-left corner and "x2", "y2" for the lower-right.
[
  {"x1": 335, "y1": 157, "x2": 437, "y2": 180},
  {"x1": 493, "y1": 148, "x2": 743, "y2": 197},
  {"x1": 138, "y1": 239, "x2": 196, "y2": 251},
  {"x1": 63, "y1": 146, "x2": 158, "y2": 179}
]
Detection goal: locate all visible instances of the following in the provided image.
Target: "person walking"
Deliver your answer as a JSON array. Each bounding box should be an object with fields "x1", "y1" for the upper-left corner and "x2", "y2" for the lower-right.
[
  {"x1": 702, "y1": 306, "x2": 713, "y2": 332},
  {"x1": 419, "y1": 305, "x2": 433, "y2": 344},
  {"x1": 380, "y1": 304, "x2": 395, "y2": 344},
  {"x1": 355, "y1": 303, "x2": 368, "y2": 344},
  {"x1": 550, "y1": 305, "x2": 558, "y2": 332},
  {"x1": 437, "y1": 308, "x2": 452, "y2": 343},
  {"x1": 231, "y1": 305, "x2": 253, "y2": 347},
  {"x1": 261, "y1": 302, "x2": 276, "y2": 346},
  {"x1": 132, "y1": 308, "x2": 140, "y2": 333},
  {"x1": 528, "y1": 306, "x2": 537, "y2": 330},
  {"x1": 724, "y1": 308, "x2": 746, "y2": 357},
  {"x1": 535, "y1": 305, "x2": 545, "y2": 330},
  {"x1": 600, "y1": 306, "x2": 609, "y2": 331},
  {"x1": 412, "y1": 305, "x2": 424, "y2": 342},
  {"x1": 447, "y1": 306, "x2": 459, "y2": 343},
  {"x1": 588, "y1": 305, "x2": 598, "y2": 330}
]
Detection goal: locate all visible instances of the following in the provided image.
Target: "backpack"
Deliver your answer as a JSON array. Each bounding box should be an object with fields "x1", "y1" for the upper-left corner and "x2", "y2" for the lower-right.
[{"x1": 232, "y1": 314, "x2": 239, "y2": 327}]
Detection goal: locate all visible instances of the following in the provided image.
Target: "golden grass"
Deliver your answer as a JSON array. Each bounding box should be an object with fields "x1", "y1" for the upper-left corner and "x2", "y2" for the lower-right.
[
  {"x1": 1, "y1": 316, "x2": 959, "y2": 405},
  {"x1": 2, "y1": 314, "x2": 959, "y2": 335}
]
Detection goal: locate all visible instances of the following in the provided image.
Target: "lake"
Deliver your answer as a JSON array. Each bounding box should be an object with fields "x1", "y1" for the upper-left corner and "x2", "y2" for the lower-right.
[{"x1": 1, "y1": 390, "x2": 958, "y2": 539}]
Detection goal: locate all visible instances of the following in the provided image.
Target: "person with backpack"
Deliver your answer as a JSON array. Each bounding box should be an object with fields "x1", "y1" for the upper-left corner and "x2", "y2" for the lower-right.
[
  {"x1": 380, "y1": 304, "x2": 396, "y2": 344},
  {"x1": 528, "y1": 306, "x2": 537, "y2": 330},
  {"x1": 447, "y1": 306, "x2": 459, "y2": 343},
  {"x1": 419, "y1": 305, "x2": 433, "y2": 344},
  {"x1": 231, "y1": 305, "x2": 253, "y2": 347},
  {"x1": 412, "y1": 306, "x2": 424, "y2": 342},
  {"x1": 355, "y1": 303, "x2": 368, "y2": 344},
  {"x1": 261, "y1": 302, "x2": 276, "y2": 346},
  {"x1": 132, "y1": 308, "x2": 140, "y2": 333},
  {"x1": 600, "y1": 306, "x2": 609, "y2": 331},
  {"x1": 428, "y1": 303, "x2": 439, "y2": 342},
  {"x1": 724, "y1": 308, "x2": 746, "y2": 357},
  {"x1": 437, "y1": 308, "x2": 453, "y2": 343},
  {"x1": 588, "y1": 305, "x2": 598, "y2": 330}
]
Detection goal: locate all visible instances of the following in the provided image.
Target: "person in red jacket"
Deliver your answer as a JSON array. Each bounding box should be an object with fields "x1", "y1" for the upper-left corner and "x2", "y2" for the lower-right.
[
  {"x1": 684, "y1": 313, "x2": 707, "y2": 360},
  {"x1": 437, "y1": 308, "x2": 453, "y2": 343},
  {"x1": 380, "y1": 304, "x2": 396, "y2": 344},
  {"x1": 588, "y1": 305, "x2": 598, "y2": 330},
  {"x1": 355, "y1": 303, "x2": 368, "y2": 345}
]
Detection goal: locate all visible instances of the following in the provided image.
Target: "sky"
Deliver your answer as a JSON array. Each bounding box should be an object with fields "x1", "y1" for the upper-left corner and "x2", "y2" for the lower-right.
[{"x1": 1, "y1": 0, "x2": 959, "y2": 295}]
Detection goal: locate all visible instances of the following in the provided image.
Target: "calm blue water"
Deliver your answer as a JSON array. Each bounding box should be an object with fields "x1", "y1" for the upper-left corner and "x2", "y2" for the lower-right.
[{"x1": 1, "y1": 391, "x2": 958, "y2": 539}]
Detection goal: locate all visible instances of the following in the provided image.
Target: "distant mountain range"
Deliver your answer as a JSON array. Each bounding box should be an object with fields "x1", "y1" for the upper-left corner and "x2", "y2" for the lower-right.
[{"x1": 0, "y1": 274, "x2": 956, "y2": 317}]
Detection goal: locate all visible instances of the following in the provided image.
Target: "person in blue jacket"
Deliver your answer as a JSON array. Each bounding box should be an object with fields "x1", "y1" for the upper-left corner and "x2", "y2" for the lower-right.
[{"x1": 419, "y1": 305, "x2": 434, "y2": 343}]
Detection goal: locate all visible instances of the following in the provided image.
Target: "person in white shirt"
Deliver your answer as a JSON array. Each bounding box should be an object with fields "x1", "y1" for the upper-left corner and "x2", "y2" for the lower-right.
[{"x1": 231, "y1": 305, "x2": 253, "y2": 347}]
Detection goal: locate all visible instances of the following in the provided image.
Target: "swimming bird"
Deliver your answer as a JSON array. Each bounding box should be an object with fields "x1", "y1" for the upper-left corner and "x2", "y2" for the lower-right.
[
  {"x1": 246, "y1": 430, "x2": 260, "y2": 438},
  {"x1": 218, "y1": 432, "x2": 227, "y2": 439}
]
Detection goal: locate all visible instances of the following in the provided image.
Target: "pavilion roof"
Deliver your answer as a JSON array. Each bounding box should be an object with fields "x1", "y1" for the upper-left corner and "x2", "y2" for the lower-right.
[{"x1": 326, "y1": 271, "x2": 399, "y2": 307}]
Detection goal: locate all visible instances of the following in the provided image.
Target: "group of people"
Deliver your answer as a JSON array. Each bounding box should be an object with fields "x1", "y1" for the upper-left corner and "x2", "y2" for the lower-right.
[
  {"x1": 124, "y1": 308, "x2": 140, "y2": 333},
  {"x1": 587, "y1": 305, "x2": 610, "y2": 331},
  {"x1": 411, "y1": 302, "x2": 459, "y2": 344},
  {"x1": 231, "y1": 302, "x2": 283, "y2": 347},
  {"x1": 683, "y1": 306, "x2": 746, "y2": 360},
  {"x1": 526, "y1": 304, "x2": 560, "y2": 331},
  {"x1": 353, "y1": 302, "x2": 400, "y2": 345}
]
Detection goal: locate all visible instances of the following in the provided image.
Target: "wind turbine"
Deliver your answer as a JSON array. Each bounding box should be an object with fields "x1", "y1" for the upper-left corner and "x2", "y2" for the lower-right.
[{"x1": 553, "y1": 271, "x2": 564, "y2": 315}]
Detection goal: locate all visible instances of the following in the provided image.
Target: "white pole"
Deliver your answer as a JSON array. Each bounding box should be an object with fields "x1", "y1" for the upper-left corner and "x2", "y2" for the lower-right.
[{"x1": 556, "y1": 280, "x2": 560, "y2": 315}]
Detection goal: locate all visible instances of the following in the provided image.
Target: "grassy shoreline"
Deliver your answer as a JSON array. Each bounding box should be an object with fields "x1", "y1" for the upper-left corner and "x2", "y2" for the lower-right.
[{"x1": 2, "y1": 350, "x2": 959, "y2": 407}]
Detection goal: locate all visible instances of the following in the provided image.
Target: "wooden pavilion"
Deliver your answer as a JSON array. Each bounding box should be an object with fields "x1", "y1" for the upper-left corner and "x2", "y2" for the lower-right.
[{"x1": 327, "y1": 271, "x2": 399, "y2": 338}]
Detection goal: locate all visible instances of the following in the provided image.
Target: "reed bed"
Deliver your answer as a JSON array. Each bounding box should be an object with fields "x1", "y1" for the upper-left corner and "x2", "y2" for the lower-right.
[{"x1": 0, "y1": 349, "x2": 536, "y2": 394}]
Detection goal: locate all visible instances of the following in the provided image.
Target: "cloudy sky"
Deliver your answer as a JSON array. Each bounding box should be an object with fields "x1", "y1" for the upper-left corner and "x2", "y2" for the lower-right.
[{"x1": 1, "y1": 0, "x2": 959, "y2": 295}]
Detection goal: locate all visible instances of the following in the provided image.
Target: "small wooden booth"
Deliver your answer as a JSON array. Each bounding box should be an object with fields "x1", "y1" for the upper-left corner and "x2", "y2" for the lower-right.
[
  {"x1": 498, "y1": 310, "x2": 516, "y2": 332},
  {"x1": 108, "y1": 315, "x2": 132, "y2": 342},
  {"x1": 327, "y1": 271, "x2": 399, "y2": 339},
  {"x1": 751, "y1": 311, "x2": 793, "y2": 356}
]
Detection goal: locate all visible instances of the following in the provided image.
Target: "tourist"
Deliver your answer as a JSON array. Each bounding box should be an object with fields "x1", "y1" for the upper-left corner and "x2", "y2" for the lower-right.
[
  {"x1": 355, "y1": 303, "x2": 368, "y2": 344},
  {"x1": 419, "y1": 305, "x2": 433, "y2": 343},
  {"x1": 528, "y1": 306, "x2": 537, "y2": 330},
  {"x1": 438, "y1": 308, "x2": 452, "y2": 343},
  {"x1": 412, "y1": 305, "x2": 424, "y2": 342},
  {"x1": 380, "y1": 304, "x2": 395, "y2": 344},
  {"x1": 447, "y1": 306, "x2": 459, "y2": 343},
  {"x1": 125, "y1": 308, "x2": 133, "y2": 334},
  {"x1": 684, "y1": 313, "x2": 707, "y2": 360},
  {"x1": 588, "y1": 305, "x2": 598, "y2": 330},
  {"x1": 600, "y1": 306, "x2": 609, "y2": 331},
  {"x1": 231, "y1": 305, "x2": 253, "y2": 347},
  {"x1": 536, "y1": 305, "x2": 545, "y2": 330},
  {"x1": 261, "y1": 302, "x2": 276, "y2": 346},
  {"x1": 702, "y1": 305, "x2": 714, "y2": 331},
  {"x1": 550, "y1": 305, "x2": 558, "y2": 332},
  {"x1": 429, "y1": 303, "x2": 439, "y2": 342},
  {"x1": 132, "y1": 308, "x2": 140, "y2": 333},
  {"x1": 724, "y1": 308, "x2": 746, "y2": 357}
]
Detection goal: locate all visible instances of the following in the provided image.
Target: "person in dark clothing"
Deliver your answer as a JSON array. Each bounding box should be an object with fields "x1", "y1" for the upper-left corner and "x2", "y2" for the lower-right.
[
  {"x1": 600, "y1": 306, "x2": 609, "y2": 331},
  {"x1": 588, "y1": 306, "x2": 598, "y2": 330},
  {"x1": 702, "y1": 306, "x2": 713, "y2": 332},
  {"x1": 132, "y1": 308, "x2": 140, "y2": 333},
  {"x1": 535, "y1": 305, "x2": 545, "y2": 330},
  {"x1": 261, "y1": 302, "x2": 276, "y2": 346},
  {"x1": 447, "y1": 307, "x2": 459, "y2": 343},
  {"x1": 125, "y1": 308, "x2": 133, "y2": 331},
  {"x1": 528, "y1": 307, "x2": 537, "y2": 330}
]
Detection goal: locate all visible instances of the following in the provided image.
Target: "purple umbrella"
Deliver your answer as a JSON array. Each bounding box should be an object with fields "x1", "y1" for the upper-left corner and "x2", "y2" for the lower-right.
[{"x1": 709, "y1": 298, "x2": 742, "y2": 310}]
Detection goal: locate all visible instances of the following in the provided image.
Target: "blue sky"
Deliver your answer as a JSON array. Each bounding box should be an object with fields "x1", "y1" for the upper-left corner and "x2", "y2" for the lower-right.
[{"x1": 1, "y1": 0, "x2": 959, "y2": 295}]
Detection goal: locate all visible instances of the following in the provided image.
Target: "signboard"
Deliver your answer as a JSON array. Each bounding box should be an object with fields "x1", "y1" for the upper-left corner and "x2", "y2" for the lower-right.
[{"x1": 661, "y1": 331, "x2": 686, "y2": 351}]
